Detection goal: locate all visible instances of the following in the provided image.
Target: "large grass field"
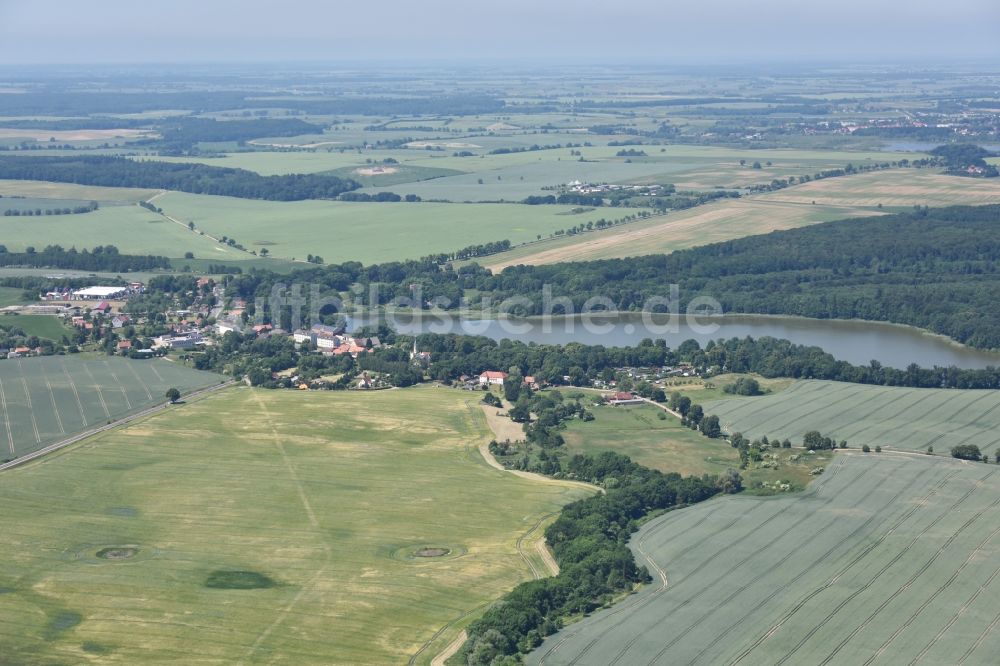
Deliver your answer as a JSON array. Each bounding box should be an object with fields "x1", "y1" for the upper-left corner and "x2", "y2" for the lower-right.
[
  {"x1": 561, "y1": 403, "x2": 738, "y2": 477},
  {"x1": 0, "y1": 386, "x2": 590, "y2": 664},
  {"x1": 704, "y1": 379, "x2": 1000, "y2": 456},
  {"x1": 1, "y1": 314, "x2": 75, "y2": 341},
  {"x1": 530, "y1": 453, "x2": 1000, "y2": 665},
  {"x1": 154, "y1": 192, "x2": 614, "y2": 264},
  {"x1": 0, "y1": 355, "x2": 219, "y2": 459}
]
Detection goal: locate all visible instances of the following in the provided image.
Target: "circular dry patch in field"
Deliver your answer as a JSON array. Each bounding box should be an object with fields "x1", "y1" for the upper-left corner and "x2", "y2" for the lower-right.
[
  {"x1": 389, "y1": 544, "x2": 466, "y2": 562},
  {"x1": 414, "y1": 547, "x2": 451, "y2": 558},
  {"x1": 96, "y1": 546, "x2": 139, "y2": 560}
]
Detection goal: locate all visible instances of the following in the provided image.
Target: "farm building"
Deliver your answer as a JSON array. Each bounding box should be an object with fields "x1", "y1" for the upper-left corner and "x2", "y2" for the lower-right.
[
  {"x1": 479, "y1": 371, "x2": 508, "y2": 386},
  {"x1": 607, "y1": 391, "x2": 644, "y2": 406},
  {"x1": 72, "y1": 286, "x2": 129, "y2": 300}
]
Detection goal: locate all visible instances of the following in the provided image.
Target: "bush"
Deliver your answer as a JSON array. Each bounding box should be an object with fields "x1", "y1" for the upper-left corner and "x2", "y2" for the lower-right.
[{"x1": 951, "y1": 444, "x2": 983, "y2": 461}]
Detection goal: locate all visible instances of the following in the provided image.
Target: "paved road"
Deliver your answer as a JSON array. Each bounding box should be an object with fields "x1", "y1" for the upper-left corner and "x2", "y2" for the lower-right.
[{"x1": 0, "y1": 380, "x2": 237, "y2": 472}]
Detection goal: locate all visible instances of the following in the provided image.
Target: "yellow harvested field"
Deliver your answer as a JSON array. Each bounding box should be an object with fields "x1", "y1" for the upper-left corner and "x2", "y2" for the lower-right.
[
  {"x1": 485, "y1": 200, "x2": 875, "y2": 270},
  {"x1": 485, "y1": 169, "x2": 1000, "y2": 269},
  {"x1": 763, "y1": 170, "x2": 1000, "y2": 207}
]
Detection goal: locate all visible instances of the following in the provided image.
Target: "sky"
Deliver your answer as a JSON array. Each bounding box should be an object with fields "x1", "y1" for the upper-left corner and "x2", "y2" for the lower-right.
[{"x1": 0, "y1": 0, "x2": 998, "y2": 65}]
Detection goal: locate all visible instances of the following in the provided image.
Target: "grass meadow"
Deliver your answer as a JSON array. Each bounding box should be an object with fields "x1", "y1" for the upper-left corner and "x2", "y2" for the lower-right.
[
  {"x1": 2, "y1": 314, "x2": 75, "y2": 341},
  {"x1": 0, "y1": 355, "x2": 219, "y2": 459},
  {"x1": 705, "y1": 379, "x2": 1000, "y2": 456},
  {"x1": 561, "y1": 403, "x2": 738, "y2": 477},
  {"x1": 530, "y1": 453, "x2": 1000, "y2": 664},
  {"x1": 0, "y1": 386, "x2": 590, "y2": 664},
  {"x1": 155, "y1": 192, "x2": 613, "y2": 264}
]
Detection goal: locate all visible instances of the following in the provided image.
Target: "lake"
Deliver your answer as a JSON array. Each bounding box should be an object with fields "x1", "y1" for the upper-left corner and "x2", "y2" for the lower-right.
[{"x1": 352, "y1": 312, "x2": 1000, "y2": 370}]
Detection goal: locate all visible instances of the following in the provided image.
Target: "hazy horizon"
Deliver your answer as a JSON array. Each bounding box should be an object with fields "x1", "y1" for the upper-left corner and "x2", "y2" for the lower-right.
[{"x1": 1, "y1": 0, "x2": 999, "y2": 66}]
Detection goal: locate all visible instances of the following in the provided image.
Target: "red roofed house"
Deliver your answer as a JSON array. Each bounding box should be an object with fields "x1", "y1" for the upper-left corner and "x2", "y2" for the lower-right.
[
  {"x1": 117, "y1": 340, "x2": 132, "y2": 351},
  {"x1": 94, "y1": 301, "x2": 111, "y2": 314},
  {"x1": 479, "y1": 371, "x2": 508, "y2": 386},
  {"x1": 607, "y1": 391, "x2": 644, "y2": 406}
]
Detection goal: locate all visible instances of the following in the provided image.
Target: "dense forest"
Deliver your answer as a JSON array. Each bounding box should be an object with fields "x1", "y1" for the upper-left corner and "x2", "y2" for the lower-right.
[
  {"x1": 0, "y1": 156, "x2": 359, "y2": 201},
  {"x1": 152, "y1": 117, "x2": 325, "y2": 152},
  {"x1": 461, "y1": 453, "x2": 724, "y2": 663}
]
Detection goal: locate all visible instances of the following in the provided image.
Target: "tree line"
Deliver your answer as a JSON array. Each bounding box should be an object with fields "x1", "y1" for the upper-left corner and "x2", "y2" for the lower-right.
[
  {"x1": 0, "y1": 244, "x2": 170, "y2": 271},
  {"x1": 0, "y1": 156, "x2": 360, "y2": 201}
]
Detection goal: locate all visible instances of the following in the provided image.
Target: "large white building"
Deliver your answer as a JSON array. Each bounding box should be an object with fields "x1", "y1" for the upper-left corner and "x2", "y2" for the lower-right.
[{"x1": 72, "y1": 286, "x2": 129, "y2": 300}]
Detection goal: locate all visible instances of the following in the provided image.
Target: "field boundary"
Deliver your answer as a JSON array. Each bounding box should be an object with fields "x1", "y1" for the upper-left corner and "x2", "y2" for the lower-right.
[{"x1": 0, "y1": 379, "x2": 236, "y2": 472}]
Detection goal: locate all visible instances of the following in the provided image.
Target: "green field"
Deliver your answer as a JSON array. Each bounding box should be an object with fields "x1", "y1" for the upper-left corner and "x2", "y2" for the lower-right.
[
  {"x1": 562, "y1": 403, "x2": 738, "y2": 477},
  {"x1": 0, "y1": 286, "x2": 25, "y2": 307},
  {"x1": 704, "y1": 379, "x2": 1000, "y2": 456},
  {"x1": 0, "y1": 386, "x2": 589, "y2": 664},
  {"x1": 530, "y1": 453, "x2": 1000, "y2": 665},
  {"x1": 154, "y1": 192, "x2": 615, "y2": 264},
  {"x1": 0, "y1": 355, "x2": 219, "y2": 459},
  {"x1": 0, "y1": 202, "x2": 228, "y2": 259},
  {"x1": 1, "y1": 314, "x2": 74, "y2": 341}
]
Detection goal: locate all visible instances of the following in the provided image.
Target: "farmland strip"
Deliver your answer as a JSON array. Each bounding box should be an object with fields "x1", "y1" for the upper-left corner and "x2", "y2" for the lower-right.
[
  {"x1": 103, "y1": 360, "x2": 132, "y2": 410},
  {"x1": 820, "y1": 488, "x2": 1000, "y2": 664},
  {"x1": 629, "y1": 461, "x2": 886, "y2": 666},
  {"x1": 41, "y1": 369, "x2": 65, "y2": 435},
  {"x1": 875, "y1": 523, "x2": 1000, "y2": 665},
  {"x1": 685, "y1": 460, "x2": 939, "y2": 666},
  {"x1": 0, "y1": 378, "x2": 14, "y2": 456},
  {"x1": 727, "y1": 466, "x2": 962, "y2": 665},
  {"x1": 60, "y1": 360, "x2": 88, "y2": 426},
  {"x1": 83, "y1": 363, "x2": 112, "y2": 419},
  {"x1": 124, "y1": 361, "x2": 153, "y2": 401},
  {"x1": 767, "y1": 469, "x2": 994, "y2": 666}
]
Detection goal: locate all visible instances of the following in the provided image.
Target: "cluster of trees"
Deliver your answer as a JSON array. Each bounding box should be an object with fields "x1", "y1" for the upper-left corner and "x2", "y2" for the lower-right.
[
  {"x1": 0, "y1": 244, "x2": 170, "y2": 271},
  {"x1": 421, "y1": 239, "x2": 511, "y2": 263},
  {"x1": 462, "y1": 451, "x2": 729, "y2": 663},
  {"x1": 522, "y1": 193, "x2": 606, "y2": 207},
  {"x1": 2, "y1": 201, "x2": 97, "y2": 217},
  {"x1": 723, "y1": 376, "x2": 763, "y2": 395},
  {"x1": 0, "y1": 156, "x2": 360, "y2": 201},
  {"x1": 339, "y1": 191, "x2": 420, "y2": 202},
  {"x1": 931, "y1": 144, "x2": 998, "y2": 177}
]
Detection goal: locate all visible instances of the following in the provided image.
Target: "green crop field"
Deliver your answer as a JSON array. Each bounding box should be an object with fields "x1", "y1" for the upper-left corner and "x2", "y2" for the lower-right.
[
  {"x1": 0, "y1": 355, "x2": 218, "y2": 459},
  {"x1": 562, "y1": 403, "x2": 739, "y2": 477},
  {"x1": 0, "y1": 202, "x2": 228, "y2": 259},
  {"x1": 0, "y1": 179, "x2": 159, "y2": 203},
  {"x1": 0, "y1": 386, "x2": 590, "y2": 664},
  {"x1": 530, "y1": 453, "x2": 1000, "y2": 665},
  {"x1": 704, "y1": 379, "x2": 1000, "y2": 456},
  {"x1": 0, "y1": 286, "x2": 25, "y2": 307},
  {"x1": 154, "y1": 192, "x2": 614, "y2": 264},
  {"x1": 1, "y1": 314, "x2": 75, "y2": 341}
]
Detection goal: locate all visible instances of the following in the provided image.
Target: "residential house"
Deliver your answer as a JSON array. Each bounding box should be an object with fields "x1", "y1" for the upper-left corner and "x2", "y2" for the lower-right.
[{"x1": 479, "y1": 371, "x2": 508, "y2": 386}]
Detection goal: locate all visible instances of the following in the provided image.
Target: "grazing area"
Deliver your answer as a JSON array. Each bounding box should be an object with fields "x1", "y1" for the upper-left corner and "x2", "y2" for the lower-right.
[
  {"x1": 561, "y1": 403, "x2": 738, "y2": 477},
  {"x1": 0, "y1": 386, "x2": 589, "y2": 664},
  {"x1": 530, "y1": 453, "x2": 1000, "y2": 665},
  {"x1": 705, "y1": 379, "x2": 1000, "y2": 456},
  {"x1": 0, "y1": 355, "x2": 218, "y2": 459}
]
